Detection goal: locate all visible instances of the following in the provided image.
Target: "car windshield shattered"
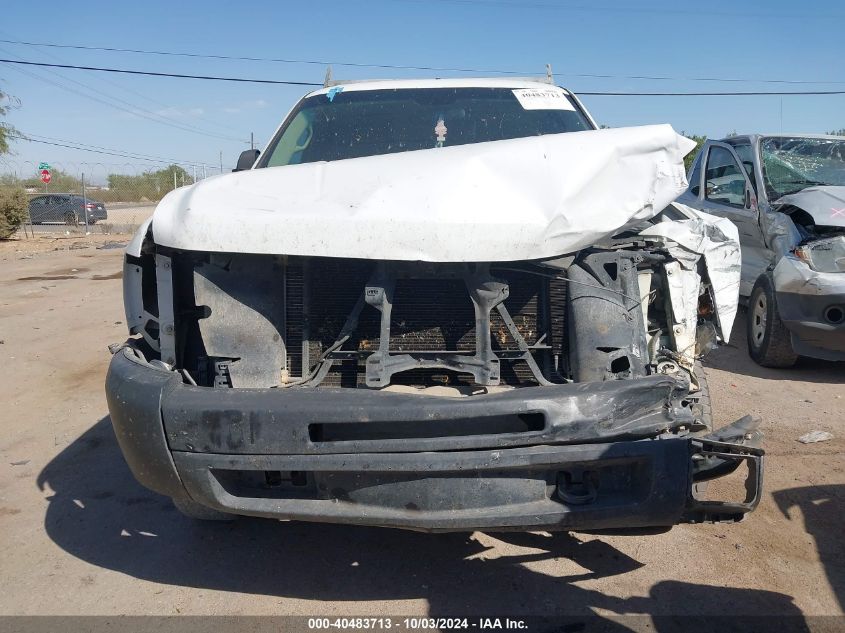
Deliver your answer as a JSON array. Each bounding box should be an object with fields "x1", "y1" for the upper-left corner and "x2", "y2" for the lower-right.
[
  {"x1": 259, "y1": 88, "x2": 592, "y2": 166},
  {"x1": 761, "y1": 136, "x2": 845, "y2": 198}
]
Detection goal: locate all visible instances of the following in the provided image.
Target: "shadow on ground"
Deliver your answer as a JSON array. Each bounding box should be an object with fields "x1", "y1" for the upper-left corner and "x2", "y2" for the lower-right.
[
  {"x1": 35, "y1": 416, "x2": 814, "y2": 629},
  {"x1": 774, "y1": 485, "x2": 845, "y2": 613},
  {"x1": 705, "y1": 309, "x2": 845, "y2": 385}
]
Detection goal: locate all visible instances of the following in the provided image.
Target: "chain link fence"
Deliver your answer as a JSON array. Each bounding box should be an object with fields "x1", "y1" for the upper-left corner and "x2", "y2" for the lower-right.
[{"x1": 0, "y1": 159, "x2": 224, "y2": 236}]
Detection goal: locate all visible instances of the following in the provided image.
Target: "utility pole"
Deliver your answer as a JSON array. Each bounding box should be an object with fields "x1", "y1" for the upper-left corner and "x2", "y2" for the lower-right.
[
  {"x1": 219, "y1": 150, "x2": 223, "y2": 174},
  {"x1": 250, "y1": 132, "x2": 254, "y2": 151},
  {"x1": 173, "y1": 169, "x2": 177, "y2": 191}
]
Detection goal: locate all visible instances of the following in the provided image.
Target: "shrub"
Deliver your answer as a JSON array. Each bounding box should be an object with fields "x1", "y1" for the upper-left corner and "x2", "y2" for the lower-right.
[{"x1": 0, "y1": 187, "x2": 28, "y2": 239}]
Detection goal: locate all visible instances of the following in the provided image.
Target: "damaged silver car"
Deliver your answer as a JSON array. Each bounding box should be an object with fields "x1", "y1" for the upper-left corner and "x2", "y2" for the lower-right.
[
  {"x1": 106, "y1": 78, "x2": 762, "y2": 532},
  {"x1": 679, "y1": 134, "x2": 845, "y2": 367}
]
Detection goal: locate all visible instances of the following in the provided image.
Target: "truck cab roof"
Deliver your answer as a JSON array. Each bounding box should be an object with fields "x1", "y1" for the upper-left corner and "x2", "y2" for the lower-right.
[{"x1": 312, "y1": 76, "x2": 565, "y2": 97}]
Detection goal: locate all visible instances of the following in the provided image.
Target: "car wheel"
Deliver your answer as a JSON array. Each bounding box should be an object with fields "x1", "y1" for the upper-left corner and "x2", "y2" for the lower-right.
[
  {"x1": 747, "y1": 274, "x2": 798, "y2": 368},
  {"x1": 172, "y1": 496, "x2": 236, "y2": 521},
  {"x1": 63, "y1": 211, "x2": 78, "y2": 226}
]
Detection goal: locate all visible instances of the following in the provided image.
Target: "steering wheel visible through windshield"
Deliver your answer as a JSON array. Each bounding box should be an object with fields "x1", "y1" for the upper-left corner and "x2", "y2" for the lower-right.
[
  {"x1": 259, "y1": 87, "x2": 593, "y2": 167},
  {"x1": 761, "y1": 136, "x2": 845, "y2": 199}
]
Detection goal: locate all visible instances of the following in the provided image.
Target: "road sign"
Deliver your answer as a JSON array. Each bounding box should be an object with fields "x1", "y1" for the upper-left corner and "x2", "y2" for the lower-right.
[
  {"x1": 37, "y1": 162, "x2": 51, "y2": 170},
  {"x1": 40, "y1": 169, "x2": 52, "y2": 184}
]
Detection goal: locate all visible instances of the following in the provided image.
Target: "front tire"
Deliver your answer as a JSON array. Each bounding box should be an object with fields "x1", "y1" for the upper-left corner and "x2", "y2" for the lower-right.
[
  {"x1": 63, "y1": 211, "x2": 78, "y2": 226},
  {"x1": 747, "y1": 274, "x2": 798, "y2": 368}
]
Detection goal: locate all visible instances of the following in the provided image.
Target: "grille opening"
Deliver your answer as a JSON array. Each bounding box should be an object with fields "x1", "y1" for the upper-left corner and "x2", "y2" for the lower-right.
[
  {"x1": 264, "y1": 470, "x2": 308, "y2": 487},
  {"x1": 213, "y1": 469, "x2": 317, "y2": 499},
  {"x1": 390, "y1": 279, "x2": 476, "y2": 352},
  {"x1": 178, "y1": 255, "x2": 569, "y2": 387},
  {"x1": 309, "y1": 412, "x2": 545, "y2": 442},
  {"x1": 298, "y1": 263, "x2": 562, "y2": 387}
]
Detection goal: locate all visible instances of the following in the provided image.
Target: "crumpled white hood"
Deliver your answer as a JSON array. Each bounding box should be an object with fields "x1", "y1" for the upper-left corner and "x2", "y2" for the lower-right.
[{"x1": 151, "y1": 124, "x2": 695, "y2": 261}]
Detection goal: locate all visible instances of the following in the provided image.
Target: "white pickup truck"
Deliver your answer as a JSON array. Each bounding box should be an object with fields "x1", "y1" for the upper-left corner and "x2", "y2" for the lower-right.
[{"x1": 106, "y1": 78, "x2": 762, "y2": 532}]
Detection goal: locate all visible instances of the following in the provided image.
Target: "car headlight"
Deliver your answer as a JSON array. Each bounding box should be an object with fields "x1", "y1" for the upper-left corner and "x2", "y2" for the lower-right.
[{"x1": 795, "y1": 236, "x2": 845, "y2": 273}]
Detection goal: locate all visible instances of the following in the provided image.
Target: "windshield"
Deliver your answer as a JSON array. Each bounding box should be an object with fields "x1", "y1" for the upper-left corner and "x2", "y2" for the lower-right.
[
  {"x1": 259, "y1": 87, "x2": 592, "y2": 167},
  {"x1": 760, "y1": 136, "x2": 845, "y2": 198}
]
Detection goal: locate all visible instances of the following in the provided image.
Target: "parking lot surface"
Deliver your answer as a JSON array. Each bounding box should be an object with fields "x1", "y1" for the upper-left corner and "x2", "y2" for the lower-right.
[{"x1": 0, "y1": 235, "x2": 842, "y2": 620}]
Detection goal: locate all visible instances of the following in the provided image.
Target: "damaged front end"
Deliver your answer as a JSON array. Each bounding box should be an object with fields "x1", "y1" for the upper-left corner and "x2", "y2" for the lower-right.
[
  {"x1": 108, "y1": 122, "x2": 761, "y2": 532},
  {"x1": 768, "y1": 190, "x2": 845, "y2": 360},
  {"x1": 110, "y1": 220, "x2": 761, "y2": 531}
]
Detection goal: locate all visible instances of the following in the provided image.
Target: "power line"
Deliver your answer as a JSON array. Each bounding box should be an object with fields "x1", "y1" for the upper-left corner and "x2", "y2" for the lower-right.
[
  {"x1": 0, "y1": 58, "x2": 322, "y2": 86},
  {"x1": 0, "y1": 38, "x2": 536, "y2": 77},
  {"x1": 14, "y1": 136, "x2": 185, "y2": 163},
  {"x1": 0, "y1": 55, "x2": 246, "y2": 142},
  {"x1": 12, "y1": 131, "x2": 221, "y2": 166},
  {"x1": 3, "y1": 37, "x2": 845, "y2": 85},
  {"x1": 0, "y1": 44, "x2": 245, "y2": 141},
  {"x1": 12, "y1": 135, "x2": 233, "y2": 169},
  {"x1": 0, "y1": 31, "x2": 244, "y2": 136},
  {"x1": 3, "y1": 58, "x2": 845, "y2": 96}
]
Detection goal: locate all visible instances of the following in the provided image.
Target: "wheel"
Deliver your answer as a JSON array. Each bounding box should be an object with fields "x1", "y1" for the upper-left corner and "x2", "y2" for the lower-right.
[
  {"x1": 172, "y1": 496, "x2": 236, "y2": 521},
  {"x1": 747, "y1": 274, "x2": 798, "y2": 368},
  {"x1": 63, "y1": 211, "x2": 78, "y2": 226}
]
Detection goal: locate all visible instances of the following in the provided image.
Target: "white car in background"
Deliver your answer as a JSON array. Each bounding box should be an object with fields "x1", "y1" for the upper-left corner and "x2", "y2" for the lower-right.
[{"x1": 678, "y1": 134, "x2": 845, "y2": 367}]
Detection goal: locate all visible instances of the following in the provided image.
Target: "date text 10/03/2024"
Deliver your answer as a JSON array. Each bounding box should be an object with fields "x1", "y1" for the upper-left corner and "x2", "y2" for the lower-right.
[{"x1": 307, "y1": 618, "x2": 528, "y2": 630}]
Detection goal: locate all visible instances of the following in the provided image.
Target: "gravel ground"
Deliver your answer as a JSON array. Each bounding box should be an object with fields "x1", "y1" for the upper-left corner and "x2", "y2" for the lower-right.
[{"x1": 0, "y1": 240, "x2": 842, "y2": 623}]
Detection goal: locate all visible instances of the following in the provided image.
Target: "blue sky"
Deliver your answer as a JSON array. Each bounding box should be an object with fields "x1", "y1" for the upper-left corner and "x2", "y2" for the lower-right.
[{"x1": 1, "y1": 0, "x2": 844, "y2": 182}]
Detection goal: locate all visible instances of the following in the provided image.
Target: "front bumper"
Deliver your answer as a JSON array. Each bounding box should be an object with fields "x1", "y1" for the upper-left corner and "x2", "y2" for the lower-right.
[
  {"x1": 106, "y1": 346, "x2": 763, "y2": 532},
  {"x1": 81, "y1": 209, "x2": 107, "y2": 222},
  {"x1": 773, "y1": 256, "x2": 845, "y2": 360}
]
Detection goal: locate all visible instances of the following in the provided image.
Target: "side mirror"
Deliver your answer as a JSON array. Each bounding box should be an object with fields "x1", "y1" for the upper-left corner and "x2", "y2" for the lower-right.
[{"x1": 233, "y1": 149, "x2": 260, "y2": 172}]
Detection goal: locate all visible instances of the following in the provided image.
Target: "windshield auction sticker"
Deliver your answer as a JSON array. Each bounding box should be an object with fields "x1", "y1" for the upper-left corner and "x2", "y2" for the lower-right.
[{"x1": 512, "y1": 88, "x2": 575, "y2": 110}]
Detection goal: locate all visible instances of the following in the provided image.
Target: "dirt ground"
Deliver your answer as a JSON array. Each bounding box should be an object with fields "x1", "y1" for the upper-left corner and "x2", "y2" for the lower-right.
[{"x1": 0, "y1": 234, "x2": 843, "y2": 622}]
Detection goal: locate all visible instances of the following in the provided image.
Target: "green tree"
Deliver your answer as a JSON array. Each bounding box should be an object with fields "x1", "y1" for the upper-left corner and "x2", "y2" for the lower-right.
[
  {"x1": 0, "y1": 187, "x2": 27, "y2": 239},
  {"x1": 826, "y1": 128, "x2": 845, "y2": 136},
  {"x1": 680, "y1": 132, "x2": 707, "y2": 171},
  {"x1": 0, "y1": 90, "x2": 27, "y2": 238},
  {"x1": 0, "y1": 90, "x2": 21, "y2": 155}
]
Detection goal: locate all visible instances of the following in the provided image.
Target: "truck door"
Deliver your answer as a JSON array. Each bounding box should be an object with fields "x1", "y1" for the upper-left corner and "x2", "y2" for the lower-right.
[{"x1": 702, "y1": 142, "x2": 767, "y2": 295}]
